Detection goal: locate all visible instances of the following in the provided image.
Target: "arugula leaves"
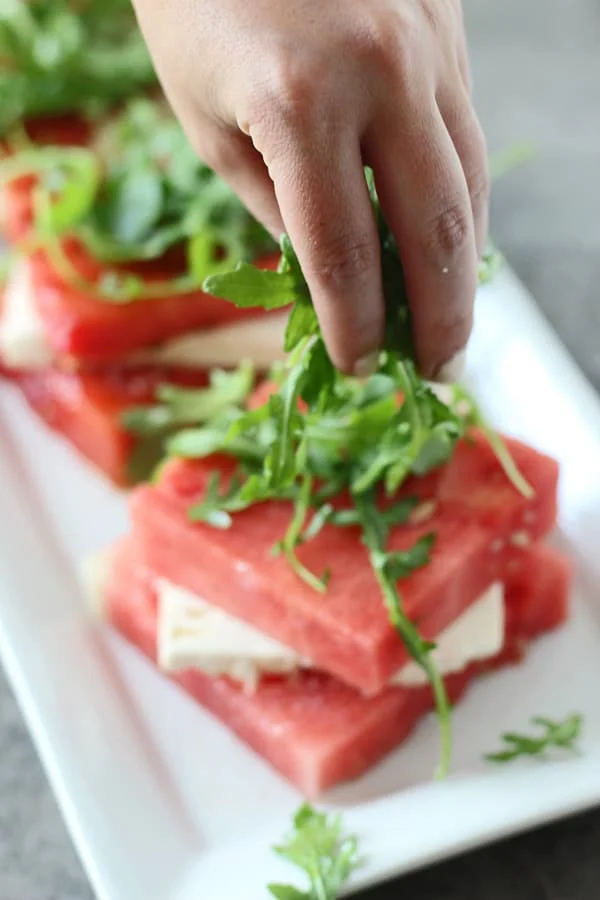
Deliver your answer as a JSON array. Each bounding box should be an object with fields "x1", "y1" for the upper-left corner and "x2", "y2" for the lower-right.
[
  {"x1": 0, "y1": 0, "x2": 156, "y2": 136},
  {"x1": 268, "y1": 804, "x2": 360, "y2": 900},
  {"x1": 123, "y1": 363, "x2": 255, "y2": 437},
  {"x1": 1, "y1": 99, "x2": 276, "y2": 301},
  {"x1": 122, "y1": 364, "x2": 255, "y2": 484},
  {"x1": 486, "y1": 715, "x2": 583, "y2": 763},
  {"x1": 203, "y1": 263, "x2": 302, "y2": 311},
  {"x1": 266, "y1": 712, "x2": 582, "y2": 900}
]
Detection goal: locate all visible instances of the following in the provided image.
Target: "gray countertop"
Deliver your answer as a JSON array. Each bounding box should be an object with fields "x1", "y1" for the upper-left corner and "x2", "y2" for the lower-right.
[{"x1": 2, "y1": 1, "x2": 600, "y2": 897}]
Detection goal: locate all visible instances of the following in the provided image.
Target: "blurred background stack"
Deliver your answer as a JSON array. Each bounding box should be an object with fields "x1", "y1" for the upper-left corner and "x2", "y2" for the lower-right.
[{"x1": 1, "y1": 0, "x2": 599, "y2": 897}]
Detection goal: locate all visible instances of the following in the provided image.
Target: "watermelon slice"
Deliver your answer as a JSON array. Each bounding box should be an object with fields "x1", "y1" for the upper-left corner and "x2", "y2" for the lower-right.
[
  {"x1": 0, "y1": 113, "x2": 91, "y2": 159},
  {"x1": 102, "y1": 538, "x2": 570, "y2": 797},
  {"x1": 128, "y1": 434, "x2": 559, "y2": 695},
  {"x1": 5, "y1": 364, "x2": 210, "y2": 486},
  {"x1": 1, "y1": 116, "x2": 92, "y2": 243},
  {"x1": 0, "y1": 175, "x2": 282, "y2": 363},
  {"x1": 8, "y1": 247, "x2": 279, "y2": 365}
]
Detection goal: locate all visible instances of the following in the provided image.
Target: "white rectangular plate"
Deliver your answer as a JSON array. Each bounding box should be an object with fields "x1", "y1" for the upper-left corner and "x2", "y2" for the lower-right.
[{"x1": 1, "y1": 266, "x2": 600, "y2": 900}]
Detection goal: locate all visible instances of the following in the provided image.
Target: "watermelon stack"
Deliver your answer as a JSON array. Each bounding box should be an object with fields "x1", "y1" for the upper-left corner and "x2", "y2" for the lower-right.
[
  {"x1": 93, "y1": 420, "x2": 571, "y2": 796},
  {"x1": 0, "y1": 120, "x2": 286, "y2": 485}
]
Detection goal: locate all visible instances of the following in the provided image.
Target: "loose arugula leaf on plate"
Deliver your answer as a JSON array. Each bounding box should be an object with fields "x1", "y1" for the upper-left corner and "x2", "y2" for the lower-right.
[
  {"x1": 268, "y1": 804, "x2": 360, "y2": 900},
  {"x1": 486, "y1": 714, "x2": 583, "y2": 763}
]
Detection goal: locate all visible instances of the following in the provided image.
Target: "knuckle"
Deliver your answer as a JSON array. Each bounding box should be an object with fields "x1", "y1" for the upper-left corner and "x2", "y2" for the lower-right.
[
  {"x1": 245, "y1": 44, "x2": 322, "y2": 136},
  {"x1": 308, "y1": 233, "x2": 378, "y2": 291},
  {"x1": 422, "y1": 201, "x2": 472, "y2": 266},
  {"x1": 349, "y1": 9, "x2": 417, "y2": 85},
  {"x1": 433, "y1": 304, "x2": 473, "y2": 341}
]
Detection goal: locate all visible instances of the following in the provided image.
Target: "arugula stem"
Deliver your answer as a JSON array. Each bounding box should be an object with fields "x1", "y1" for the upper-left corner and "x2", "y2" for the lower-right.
[
  {"x1": 371, "y1": 556, "x2": 452, "y2": 778},
  {"x1": 452, "y1": 387, "x2": 535, "y2": 499},
  {"x1": 283, "y1": 474, "x2": 328, "y2": 593},
  {"x1": 479, "y1": 422, "x2": 535, "y2": 499},
  {"x1": 354, "y1": 491, "x2": 452, "y2": 777},
  {"x1": 489, "y1": 142, "x2": 536, "y2": 182},
  {"x1": 43, "y1": 234, "x2": 196, "y2": 303},
  {"x1": 394, "y1": 358, "x2": 427, "y2": 458},
  {"x1": 311, "y1": 854, "x2": 330, "y2": 900}
]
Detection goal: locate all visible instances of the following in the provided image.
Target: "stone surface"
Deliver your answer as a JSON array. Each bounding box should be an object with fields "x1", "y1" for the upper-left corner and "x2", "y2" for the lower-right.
[{"x1": 1, "y1": 0, "x2": 599, "y2": 897}]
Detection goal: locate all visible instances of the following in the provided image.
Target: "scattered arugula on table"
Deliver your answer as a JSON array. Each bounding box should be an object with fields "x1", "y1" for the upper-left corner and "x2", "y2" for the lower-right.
[
  {"x1": 0, "y1": 99, "x2": 276, "y2": 300},
  {"x1": 266, "y1": 713, "x2": 582, "y2": 899},
  {"x1": 0, "y1": 0, "x2": 156, "y2": 137},
  {"x1": 268, "y1": 804, "x2": 360, "y2": 900},
  {"x1": 267, "y1": 713, "x2": 581, "y2": 899},
  {"x1": 486, "y1": 714, "x2": 583, "y2": 763}
]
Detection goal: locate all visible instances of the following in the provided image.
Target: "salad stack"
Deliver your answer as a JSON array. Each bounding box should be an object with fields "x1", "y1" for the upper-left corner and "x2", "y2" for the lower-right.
[
  {"x1": 0, "y1": 2, "x2": 285, "y2": 483},
  {"x1": 88, "y1": 229, "x2": 571, "y2": 795}
]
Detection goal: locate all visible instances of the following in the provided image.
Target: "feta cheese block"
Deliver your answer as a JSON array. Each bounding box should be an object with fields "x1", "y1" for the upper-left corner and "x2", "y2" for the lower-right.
[
  {"x1": 0, "y1": 259, "x2": 54, "y2": 369},
  {"x1": 156, "y1": 578, "x2": 310, "y2": 690},
  {"x1": 156, "y1": 578, "x2": 504, "y2": 690},
  {"x1": 130, "y1": 313, "x2": 287, "y2": 371}
]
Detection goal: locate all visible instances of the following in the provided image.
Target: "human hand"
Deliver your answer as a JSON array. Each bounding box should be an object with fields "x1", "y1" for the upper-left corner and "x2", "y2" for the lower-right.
[{"x1": 132, "y1": 0, "x2": 488, "y2": 379}]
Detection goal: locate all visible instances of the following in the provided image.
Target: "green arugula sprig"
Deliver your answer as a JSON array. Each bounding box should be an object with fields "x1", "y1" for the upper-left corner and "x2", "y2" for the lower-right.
[
  {"x1": 268, "y1": 804, "x2": 360, "y2": 900},
  {"x1": 0, "y1": 99, "x2": 276, "y2": 301},
  {"x1": 0, "y1": 0, "x2": 156, "y2": 137},
  {"x1": 122, "y1": 362, "x2": 255, "y2": 437},
  {"x1": 121, "y1": 363, "x2": 256, "y2": 484},
  {"x1": 486, "y1": 714, "x2": 583, "y2": 763}
]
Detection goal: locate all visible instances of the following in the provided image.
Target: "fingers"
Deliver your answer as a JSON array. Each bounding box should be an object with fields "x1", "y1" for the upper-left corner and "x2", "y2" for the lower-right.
[
  {"x1": 189, "y1": 124, "x2": 285, "y2": 240},
  {"x1": 437, "y1": 83, "x2": 490, "y2": 258},
  {"x1": 366, "y1": 101, "x2": 478, "y2": 382},
  {"x1": 264, "y1": 133, "x2": 384, "y2": 374}
]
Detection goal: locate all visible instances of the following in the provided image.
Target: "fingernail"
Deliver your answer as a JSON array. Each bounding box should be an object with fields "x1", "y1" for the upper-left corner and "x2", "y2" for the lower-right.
[
  {"x1": 353, "y1": 351, "x2": 380, "y2": 379},
  {"x1": 432, "y1": 348, "x2": 466, "y2": 384}
]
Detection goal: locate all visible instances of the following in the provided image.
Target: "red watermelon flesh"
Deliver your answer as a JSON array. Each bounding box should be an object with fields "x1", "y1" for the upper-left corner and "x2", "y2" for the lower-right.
[
  {"x1": 0, "y1": 180, "x2": 281, "y2": 363},
  {"x1": 0, "y1": 176, "x2": 38, "y2": 244},
  {"x1": 24, "y1": 247, "x2": 281, "y2": 364},
  {"x1": 502, "y1": 541, "x2": 572, "y2": 644},
  {"x1": 103, "y1": 538, "x2": 570, "y2": 797},
  {"x1": 23, "y1": 114, "x2": 93, "y2": 148},
  {"x1": 128, "y1": 436, "x2": 558, "y2": 695},
  {"x1": 0, "y1": 116, "x2": 92, "y2": 243},
  {"x1": 5, "y1": 364, "x2": 210, "y2": 486}
]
